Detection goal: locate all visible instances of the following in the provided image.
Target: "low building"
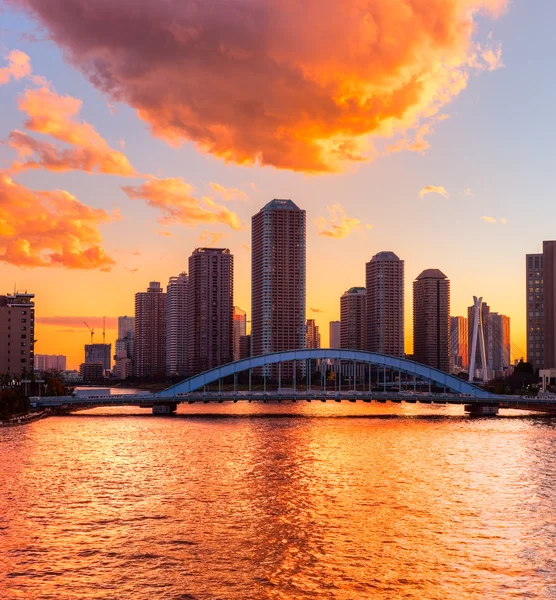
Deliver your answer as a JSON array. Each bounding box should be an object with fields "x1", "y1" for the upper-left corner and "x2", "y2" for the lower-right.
[
  {"x1": 114, "y1": 357, "x2": 133, "y2": 380},
  {"x1": 34, "y1": 354, "x2": 67, "y2": 372},
  {"x1": 79, "y1": 362, "x2": 104, "y2": 383}
]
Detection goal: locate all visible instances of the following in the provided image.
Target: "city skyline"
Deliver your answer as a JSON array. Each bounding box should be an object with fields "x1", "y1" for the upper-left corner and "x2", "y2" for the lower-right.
[{"x1": 2, "y1": 2, "x2": 554, "y2": 368}]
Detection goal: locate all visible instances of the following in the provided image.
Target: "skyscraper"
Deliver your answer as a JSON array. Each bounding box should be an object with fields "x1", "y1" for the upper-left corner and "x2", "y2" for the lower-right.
[
  {"x1": 85, "y1": 344, "x2": 111, "y2": 370},
  {"x1": 251, "y1": 199, "x2": 306, "y2": 377},
  {"x1": 115, "y1": 315, "x2": 135, "y2": 362},
  {"x1": 543, "y1": 241, "x2": 556, "y2": 369},
  {"x1": 340, "y1": 287, "x2": 366, "y2": 350},
  {"x1": 118, "y1": 316, "x2": 135, "y2": 340},
  {"x1": 306, "y1": 319, "x2": 321, "y2": 349},
  {"x1": 166, "y1": 272, "x2": 189, "y2": 376},
  {"x1": 0, "y1": 292, "x2": 35, "y2": 376},
  {"x1": 233, "y1": 307, "x2": 247, "y2": 362},
  {"x1": 134, "y1": 281, "x2": 166, "y2": 377},
  {"x1": 188, "y1": 248, "x2": 233, "y2": 375},
  {"x1": 450, "y1": 316, "x2": 468, "y2": 372},
  {"x1": 413, "y1": 269, "x2": 450, "y2": 372},
  {"x1": 526, "y1": 253, "x2": 544, "y2": 370},
  {"x1": 366, "y1": 251, "x2": 404, "y2": 356},
  {"x1": 488, "y1": 313, "x2": 511, "y2": 372},
  {"x1": 329, "y1": 321, "x2": 341, "y2": 349}
]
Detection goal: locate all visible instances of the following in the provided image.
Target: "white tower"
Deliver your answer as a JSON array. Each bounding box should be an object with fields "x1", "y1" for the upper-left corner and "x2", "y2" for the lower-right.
[{"x1": 468, "y1": 296, "x2": 488, "y2": 382}]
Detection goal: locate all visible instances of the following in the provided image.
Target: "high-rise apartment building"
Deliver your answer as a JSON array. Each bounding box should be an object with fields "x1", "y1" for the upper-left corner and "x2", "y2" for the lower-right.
[
  {"x1": 413, "y1": 270, "x2": 450, "y2": 372},
  {"x1": 526, "y1": 253, "x2": 544, "y2": 370},
  {"x1": 188, "y1": 248, "x2": 233, "y2": 375},
  {"x1": 306, "y1": 319, "x2": 321, "y2": 349},
  {"x1": 34, "y1": 354, "x2": 67, "y2": 372},
  {"x1": 134, "y1": 281, "x2": 166, "y2": 377},
  {"x1": 233, "y1": 307, "x2": 247, "y2": 362},
  {"x1": 449, "y1": 316, "x2": 468, "y2": 372},
  {"x1": 251, "y1": 199, "x2": 306, "y2": 377},
  {"x1": 488, "y1": 313, "x2": 511, "y2": 372},
  {"x1": 468, "y1": 300, "x2": 490, "y2": 370},
  {"x1": 366, "y1": 251, "x2": 404, "y2": 356},
  {"x1": 166, "y1": 272, "x2": 189, "y2": 376},
  {"x1": 543, "y1": 241, "x2": 556, "y2": 369},
  {"x1": 118, "y1": 316, "x2": 135, "y2": 340},
  {"x1": 115, "y1": 315, "x2": 135, "y2": 361},
  {"x1": 329, "y1": 321, "x2": 341, "y2": 349},
  {"x1": 239, "y1": 335, "x2": 251, "y2": 360},
  {"x1": 0, "y1": 292, "x2": 35, "y2": 376},
  {"x1": 85, "y1": 343, "x2": 111, "y2": 371},
  {"x1": 340, "y1": 287, "x2": 366, "y2": 350}
]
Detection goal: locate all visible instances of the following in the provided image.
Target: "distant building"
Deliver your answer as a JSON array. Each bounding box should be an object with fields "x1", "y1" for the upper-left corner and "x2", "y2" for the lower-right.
[
  {"x1": 114, "y1": 357, "x2": 132, "y2": 380},
  {"x1": 0, "y1": 292, "x2": 35, "y2": 377},
  {"x1": 115, "y1": 315, "x2": 135, "y2": 362},
  {"x1": 306, "y1": 319, "x2": 321, "y2": 349},
  {"x1": 488, "y1": 313, "x2": 511, "y2": 373},
  {"x1": 450, "y1": 317, "x2": 468, "y2": 372},
  {"x1": 233, "y1": 307, "x2": 247, "y2": 362},
  {"x1": 85, "y1": 343, "x2": 111, "y2": 371},
  {"x1": 543, "y1": 241, "x2": 556, "y2": 369},
  {"x1": 329, "y1": 321, "x2": 341, "y2": 349},
  {"x1": 526, "y1": 253, "x2": 544, "y2": 370},
  {"x1": 79, "y1": 362, "x2": 104, "y2": 383},
  {"x1": 34, "y1": 354, "x2": 67, "y2": 372},
  {"x1": 251, "y1": 199, "x2": 306, "y2": 378},
  {"x1": 340, "y1": 287, "x2": 366, "y2": 350},
  {"x1": 413, "y1": 269, "x2": 450, "y2": 372},
  {"x1": 239, "y1": 335, "x2": 251, "y2": 360},
  {"x1": 188, "y1": 248, "x2": 233, "y2": 375},
  {"x1": 366, "y1": 251, "x2": 404, "y2": 357},
  {"x1": 166, "y1": 272, "x2": 189, "y2": 376},
  {"x1": 134, "y1": 282, "x2": 166, "y2": 377}
]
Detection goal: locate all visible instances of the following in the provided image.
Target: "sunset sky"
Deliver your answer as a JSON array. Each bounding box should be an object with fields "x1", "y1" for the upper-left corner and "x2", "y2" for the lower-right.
[{"x1": 0, "y1": 0, "x2": 554, "y2": 369}]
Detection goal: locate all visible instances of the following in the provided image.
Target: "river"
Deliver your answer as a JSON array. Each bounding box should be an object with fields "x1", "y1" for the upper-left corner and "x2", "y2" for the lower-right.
[{"x1": 1, "y1": 402, "x2": 556, "y2": 599}]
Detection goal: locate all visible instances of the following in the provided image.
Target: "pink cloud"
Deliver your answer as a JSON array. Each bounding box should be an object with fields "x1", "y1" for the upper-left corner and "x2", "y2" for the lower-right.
[
  {"x1": 8, "y1": 0, "x2": 507, "y2": 172},
  {"x1": 0, "y1": 50, "x2": 31, "y2": 85}
]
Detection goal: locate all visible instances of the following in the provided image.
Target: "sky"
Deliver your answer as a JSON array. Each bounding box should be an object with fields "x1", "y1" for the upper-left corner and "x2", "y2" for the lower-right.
[{"x1": 0, "y1": 0, "x2": 554, "y2": 369}]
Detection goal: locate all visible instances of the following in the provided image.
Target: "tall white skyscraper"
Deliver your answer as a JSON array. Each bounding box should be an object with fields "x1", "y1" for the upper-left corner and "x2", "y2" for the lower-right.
[
  {"x1": 166, "y1": 272, "x2": 189, "y2": 377},
  {"x1": 233, "y1": 307, "x2": 247, "y2": 362}
]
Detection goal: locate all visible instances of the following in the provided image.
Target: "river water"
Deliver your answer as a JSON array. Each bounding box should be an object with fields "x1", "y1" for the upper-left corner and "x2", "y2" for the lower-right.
[{"x1": 1, "y1": 402, "x2": 556, "y2": 599}]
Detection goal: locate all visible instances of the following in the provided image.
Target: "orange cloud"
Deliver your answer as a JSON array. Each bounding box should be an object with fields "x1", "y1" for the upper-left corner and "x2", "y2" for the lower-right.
[
  {"x1": 310, "y1": 307, "x2": 324, "y2": 313},
  {"x1": 209, "y1": 183, "x2": 248, "y2": 202},
  {"x1": 0, "y1": 50, "x2": 31, "y2": 85},
  {"x1": 0, "y1": 172, "x2": 115, "y2": 270},
  {"x1": 9, "y1": 0, "x2": 507, "y2": 172},
  {"x1": 11, "y1": 86, "x2": 135, "y2": 176},
  {"x1": 123, "y1": 178, "x2": 241, "y2": 230},
  {"x1": 419, "y1": 185, "x2": 449, "y2": 199},
  {"x1": 481, "y1": 215, "x2": 497, "y2": 223},
  {"x1": 316, "y1": 204, "x2": 371, "y2": 239},
  {"x1": 198, "y1": 230, "x2": 226, "y2": 246},
  {"x1": 469, "y1": 41, "x2": 504, "y2": 71}
]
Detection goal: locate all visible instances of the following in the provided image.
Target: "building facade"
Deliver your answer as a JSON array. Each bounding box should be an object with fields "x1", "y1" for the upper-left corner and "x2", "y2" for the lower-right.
[
  {"x1": 543, "y1": 241, "x2": 556, "y2": 369},
  {"x1": 306, "y1": 319, "x2": 321, "y2": 349},
  {"x1": 340, "y1": 287, "x2": 366, "y2": 350},
  {"x1": 166, "y1": 272, "x2": 189, "y2": 376},
  {"x1": 366, "y1": 251, "x2": 404, "y2": 356},
  {"x1": 251, "y1": 199, "x2": 306, "y2": 377},
  {"x1": 85, "y1": 343, "x2": 111, "y2": 371},
  {"x1": 449, "y1": 316, "x2": 468, "y2": 372},
  {"x1": 413, "y1": 269, "x2": 450, "y2": 372},
  {"x1": 488, "y1": 313, "x2": 511, "y2": 373},
  {"x1": 233, "y1": 307, "x2": 247, "y2": 362},
  {"x1": 34, "y1": 354, "x2": 67, "y2": 372},
  {"x1": 115, "y1": 315, "x2": 135, "y2": 362},
  {"x1": 134, "y1": 281, "x2": 166, "y2": 377},
  {"x1": 187, "y1": 248, "x2": 233, "y2": 376},
  {"x1": 329, "y1": 321, "x2": 341, "y2": 349},
  {"x1": 526, "y1": 253, "x2": 544, "y2": 370},
  {"x1": 0, "y1": 293, "x2": 35, "y2": 376}
]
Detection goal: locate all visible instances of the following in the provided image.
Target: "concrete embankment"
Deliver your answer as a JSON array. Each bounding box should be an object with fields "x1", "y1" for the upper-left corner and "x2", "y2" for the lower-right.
[{"x1": 0, "y1": 411, "x2": 47, "y2": 427}]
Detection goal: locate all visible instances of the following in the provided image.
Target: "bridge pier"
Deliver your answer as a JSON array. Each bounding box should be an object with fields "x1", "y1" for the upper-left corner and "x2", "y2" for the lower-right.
[
  {"x1": 465, "y1": 403, "x2": 499, "y2": 416},
  {"x1": 152, "y1": 403, "x2": 178, "y2": 415}
]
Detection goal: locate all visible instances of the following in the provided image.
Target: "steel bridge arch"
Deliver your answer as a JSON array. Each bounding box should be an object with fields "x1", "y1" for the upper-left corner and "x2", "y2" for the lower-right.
[{"x1": 157, "y1": 349, "x2": 490, "y2": 398}]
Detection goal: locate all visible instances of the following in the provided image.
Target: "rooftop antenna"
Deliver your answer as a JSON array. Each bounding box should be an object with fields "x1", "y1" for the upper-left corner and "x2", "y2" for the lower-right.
[{"x1": 103, "y1": 316, "x2": 106, "y2": 344}]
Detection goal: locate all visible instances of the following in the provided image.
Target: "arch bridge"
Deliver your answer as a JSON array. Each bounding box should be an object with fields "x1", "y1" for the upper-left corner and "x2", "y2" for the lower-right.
[{"x1": 157, "y1": 349, "x2": 490, "y2": 398}]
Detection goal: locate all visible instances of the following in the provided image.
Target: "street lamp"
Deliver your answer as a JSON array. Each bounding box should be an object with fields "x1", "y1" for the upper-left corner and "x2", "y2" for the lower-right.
[
  {"x1": 21, "y1": 379, "x2": 31, "y2": 397},
  {"x1": 36, "y1": 379, "x2": 45, "y2": 398}
]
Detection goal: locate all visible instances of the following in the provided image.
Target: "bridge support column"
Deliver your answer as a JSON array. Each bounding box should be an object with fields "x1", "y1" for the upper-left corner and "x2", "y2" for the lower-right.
[
  {"x1": 465, "y1": 404, "x2": 499, "y2": 416},
  {"x1": 152, "y1": 403, "x2": 177, "y2": 415}
]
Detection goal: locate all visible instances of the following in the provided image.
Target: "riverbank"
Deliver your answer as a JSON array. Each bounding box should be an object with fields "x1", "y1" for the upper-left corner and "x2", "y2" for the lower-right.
[{"x1": 0, "y1": 411, "x2": 47, "y2": 427}]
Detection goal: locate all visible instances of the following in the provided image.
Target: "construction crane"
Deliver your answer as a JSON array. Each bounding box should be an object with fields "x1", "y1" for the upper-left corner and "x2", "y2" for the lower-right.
[{"x1": 84, "y1": 321, "x2": 94, "y2": 344}]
